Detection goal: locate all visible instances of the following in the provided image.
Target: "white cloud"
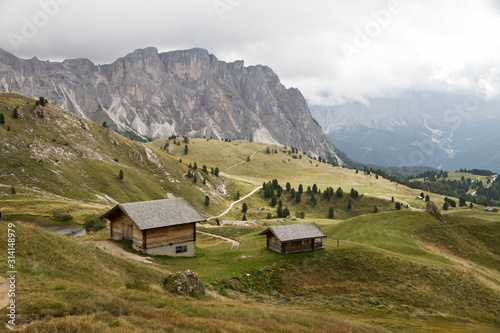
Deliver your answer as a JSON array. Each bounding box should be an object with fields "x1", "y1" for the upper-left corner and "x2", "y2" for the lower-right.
[{"x1": 1, "y1": 0, "x2": 499, "y2": 106}]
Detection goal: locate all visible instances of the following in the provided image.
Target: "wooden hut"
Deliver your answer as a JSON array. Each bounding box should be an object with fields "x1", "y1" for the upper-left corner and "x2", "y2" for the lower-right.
[
  {"x1": 101, "y1": 198, "x2": 205, "y2": 257},
  {"x1": 257, "y1": 222, "x2": 327, "y2": 254}
]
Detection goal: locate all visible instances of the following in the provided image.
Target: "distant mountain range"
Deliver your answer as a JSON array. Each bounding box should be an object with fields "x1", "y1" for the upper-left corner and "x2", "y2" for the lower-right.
[
  {"x1": 310, "y1": 91, "x2": 500, "y2": 173},
  {"x1": 0, "y1": 47, "x2": 342, "y2": 163}
]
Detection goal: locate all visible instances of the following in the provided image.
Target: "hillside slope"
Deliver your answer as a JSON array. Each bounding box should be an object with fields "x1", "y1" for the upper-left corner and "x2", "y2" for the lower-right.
[
  {"x1": 0, "y1": 92, "x2": 231, "y2": 216},
  {"x1": 0, "y1": 47, "x2": 341, "y2": 162}
]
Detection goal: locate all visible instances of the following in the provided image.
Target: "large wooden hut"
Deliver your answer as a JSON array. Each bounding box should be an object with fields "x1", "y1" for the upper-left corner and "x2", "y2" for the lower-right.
[
  {"x1": 257, "y1": 222, "x2": 327, "y2": 254},
  {"x1": 101, "y1": 198, "x2": 205, "y2": 257}
]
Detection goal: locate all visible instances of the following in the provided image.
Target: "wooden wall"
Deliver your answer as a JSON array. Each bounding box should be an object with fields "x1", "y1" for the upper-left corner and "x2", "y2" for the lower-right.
[
  {"x1": 109, "y1": 210, "x2": 141, "y2": 245},
  {"x1": 144, "y1": 223, "x2": 195, "y2": 249}
]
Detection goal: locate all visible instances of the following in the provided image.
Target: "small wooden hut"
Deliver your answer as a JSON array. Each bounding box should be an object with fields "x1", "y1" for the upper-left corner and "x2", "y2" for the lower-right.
[
  {"x1": 257, "y1": 222, "x2": 327, "y2": 254},
  {"x1": 101, "y1": 198, "x2": 205, "y2": 257}
]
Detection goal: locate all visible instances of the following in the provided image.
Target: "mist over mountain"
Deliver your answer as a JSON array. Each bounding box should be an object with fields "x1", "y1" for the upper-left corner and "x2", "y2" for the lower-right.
[
  {"x1": 0, "y1": 47, "x2": 341, "y2": 163},
  {"x1": 310, "y1": 91, "x2": 500, "y2": 173}
]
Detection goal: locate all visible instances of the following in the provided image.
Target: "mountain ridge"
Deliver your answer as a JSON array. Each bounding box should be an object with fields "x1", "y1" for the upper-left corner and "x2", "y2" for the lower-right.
[{"x1": 0, "y1": 47, "x2": 342, "y2": 163}]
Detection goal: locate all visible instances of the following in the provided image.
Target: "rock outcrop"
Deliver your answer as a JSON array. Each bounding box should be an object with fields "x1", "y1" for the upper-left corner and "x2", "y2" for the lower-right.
[
  {"x1": 0, "y1": 47, "x2": 342, "y2": 163},
  {"x1": 163, "y1": 269, "x2": 205, "y2": 299}
]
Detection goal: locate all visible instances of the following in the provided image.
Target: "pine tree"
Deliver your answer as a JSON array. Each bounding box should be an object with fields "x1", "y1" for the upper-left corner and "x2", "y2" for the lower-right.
[
  {"x1": 312, "y1": 184, "x2": 318, "y2": 193},
  {"x1": 391, "y1": 196, "x2": 395, "y2": 202},
  {"x1": 204, "y1": 195, "x2": 210, "y2": 206},
  {"x1": 347, "y1": 200, "x2": 352, "y2": 209},
  {"x1": 202, "y1": 165, "x2": 208, "y2": 173},
  {"x1": 395, "y1": 202, "x2": 402, "y2": 210},
  {"x1": 202, "y1": 178, "x2": 206, "y2": 185},
  {"x1": 246, "y1": 156, "x2": 250, "y2": 162},
  {"x1": 469, "y1": 202, "x2": 473, "y2": 209},
  {"x1": 373, "y1": 205, "x2": 379, "y2": 213},
  {"x1": 266, "y1": 213, "x2": 273, "y2": 219},
  {"x1": 336, "y1": 187, "x2": 343, "y2": 198},
  {"x1": 242, "y1": 202, "x2": 248, "y2": 213},
  {"x1": 193, "y1": 162, "x2": 197, "y2": 170},
  {"x1": 119, "y1": 169, "x2": 124, "y2": 180},
  {"x1": 184, "y1": 145, "x2": 189, "y2": 155},
  {"x1": 102, "y1": 121, "x2": 107, "y2": 128},
  {"x1": 266, "y1": 147, "x2": 271, "y2": 154},
  {"x1": 179, "y1": 158, "x2": 182, "y2": 163},
  {"x1": 193, "y1": 174, "x2": 197, "y2": 183},
  {"x1": 242, "y1": 214, "x2": 247, "y2": 221},
  {"x1": 286, "y1": 182, "x2": 291, "y2": 192},
  {"x1": 183, "y1": 136, "x2": 189, "y2": 143},
  {"x1": 7, "y1": 126, "x2": 10, "y2": 131},
  {"x1": 295, "y1": 192, "x2": 301, "y2": 203},
  {"x1": 425, "y1": 195, "x2": 430, "y2": 202},
  {"x1": 214, "y1": 167, "x2": 219, "y2": 177},
  {"x1": 283, "y1": 207, "x2": 290, "y2": 217},
  {"x1": 328, "y1": 207, "x2": 334, "y2": 219},
  {"x1": 270, "y1": 196, "x2": 277, "y2": 207},
  {"x1": 442, "y1": 201, "x2": 449, "y2": 210},
  {"x1": 10, "y1": 186, "x2": 16, "y2": 194},
  {"x1": 298, "y1": 184, "x2": 303, "y2": 195},
  {"x1": 0, "y1": 113, "x2": 4, "y2": 124},
  {"x1": 235, "y1": 191, "x2": 241, "y2": 200},
  {"x1": 13, "y1": 107, "x2": 18, "y2": 119}
]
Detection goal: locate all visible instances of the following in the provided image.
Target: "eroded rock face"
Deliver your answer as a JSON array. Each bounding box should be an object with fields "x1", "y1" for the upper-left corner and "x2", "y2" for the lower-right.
[
  {"x1": 0, "y1": 47, "x2": 342, "y2": 163},
  {"x1": 163, "y1": 269, "x2": 205, "y2": 299}
]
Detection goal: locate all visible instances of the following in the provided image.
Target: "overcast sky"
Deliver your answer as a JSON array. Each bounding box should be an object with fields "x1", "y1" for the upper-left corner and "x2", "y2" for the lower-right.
[{"x1": 1, "y1": 0, "x2": 499, "y2": 106}]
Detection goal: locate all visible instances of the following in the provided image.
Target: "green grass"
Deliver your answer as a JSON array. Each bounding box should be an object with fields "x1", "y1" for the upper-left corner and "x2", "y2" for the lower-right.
[{"x1": 0, "y1": 221, "x2": 391, "y2": 333}]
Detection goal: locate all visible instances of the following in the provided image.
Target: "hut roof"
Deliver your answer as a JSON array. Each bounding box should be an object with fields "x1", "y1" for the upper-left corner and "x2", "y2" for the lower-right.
[
  {"x1": 258, "y1": 222, "x2": 327, "y2": 243},
  {"x1": 102, "y1": 198, "x2": 205, "y2": 230}
]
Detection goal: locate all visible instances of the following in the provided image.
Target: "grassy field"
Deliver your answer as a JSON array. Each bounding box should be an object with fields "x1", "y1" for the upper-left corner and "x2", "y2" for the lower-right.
[
  {"x1": 1, "y1": 92, "x2": 500, "y2": 332},
  {"x1": 1, "y1": 208, "x2": 499, "y2": 332}
]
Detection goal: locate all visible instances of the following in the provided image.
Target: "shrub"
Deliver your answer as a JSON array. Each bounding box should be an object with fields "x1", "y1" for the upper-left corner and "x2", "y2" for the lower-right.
[
  {"x1": 84, "y1": 215, "x2": 106, "y2": 232},
  {"x1": 52, "y1": 212, "x2": 74, "y2": 221}
]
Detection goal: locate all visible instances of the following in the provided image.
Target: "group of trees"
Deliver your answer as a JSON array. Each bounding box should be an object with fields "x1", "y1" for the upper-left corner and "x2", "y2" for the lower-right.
[{"x1": 259, "y1": 179, "x2": 365, "y2": 219}]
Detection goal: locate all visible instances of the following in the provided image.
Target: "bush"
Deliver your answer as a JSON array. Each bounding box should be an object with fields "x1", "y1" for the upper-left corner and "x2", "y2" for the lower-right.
[
  {"x1": 84, "y1": 215, "x2": 107, "y2": 232},
  {"x1": 52, "y1": 212, "x2": 74, "y2": 221}
]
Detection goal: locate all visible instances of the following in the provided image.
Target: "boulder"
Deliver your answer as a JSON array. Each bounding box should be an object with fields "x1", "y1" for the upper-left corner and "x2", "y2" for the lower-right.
[{"x1": 163, "y1": 269, "x2": 205, "y2": 299}]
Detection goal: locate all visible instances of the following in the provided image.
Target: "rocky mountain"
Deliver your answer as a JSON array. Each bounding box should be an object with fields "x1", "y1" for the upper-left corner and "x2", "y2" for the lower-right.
[
  {"x1": 0, "y1": 47, "x2": 341, "y2": 163},
  {"x1": 310, "y1": 91, "x2": 500, "y2": 172}
]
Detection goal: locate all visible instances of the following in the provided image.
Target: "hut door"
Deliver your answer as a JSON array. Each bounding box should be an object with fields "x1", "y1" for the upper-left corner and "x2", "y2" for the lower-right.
[{"x1": 126, "y1": 224, "x2": 133, "y2": 240}]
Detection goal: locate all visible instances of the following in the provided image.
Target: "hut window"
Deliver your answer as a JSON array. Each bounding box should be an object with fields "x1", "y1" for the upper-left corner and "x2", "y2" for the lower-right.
[{"x1": 176, "y1": 245, "x2": 188, "y2": 253}]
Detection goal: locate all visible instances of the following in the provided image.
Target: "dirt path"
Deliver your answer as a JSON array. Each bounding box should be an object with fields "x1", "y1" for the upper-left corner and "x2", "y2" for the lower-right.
[
  {"x1": 366, "y1": 193, "x2": 424, "y2": 212},
  {"x1": 415, "y1": 239, "x2": 500, "y2": 294},
  {"x1": 87, "y1": 240, "x2": 153, "y2": 264},
  {"x1": 223, "y1": 145, "x2": 268, "y2": 172},
  {"x1": 208, "y1": 185, "x2": 262, "y2": 220},
  {"x1": 197, "y1": 231, "x2": 240, "y2": 249},
  {"x1": 0, "y1": 277, "x2": 9, "y2": 309}
]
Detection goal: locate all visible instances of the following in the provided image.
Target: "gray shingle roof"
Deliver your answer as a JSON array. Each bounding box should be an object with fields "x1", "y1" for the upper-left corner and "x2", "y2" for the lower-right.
[
  {"x1": 103, "y1": 198, "x2": 205, "y2": 230},
  {"x1": 258, "y1": 222, "x2": 326, "y2": 242}
]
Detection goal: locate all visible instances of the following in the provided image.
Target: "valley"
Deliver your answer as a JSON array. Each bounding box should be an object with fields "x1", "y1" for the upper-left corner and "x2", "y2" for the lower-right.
[{"x1": 0, "y1": 92, "x2": 499, "y2": 332}]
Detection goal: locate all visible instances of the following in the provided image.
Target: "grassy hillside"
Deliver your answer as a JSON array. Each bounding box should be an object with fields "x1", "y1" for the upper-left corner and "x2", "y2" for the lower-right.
[
  {"x1": 0, "y1": 221, "x2": 390, "y2": 333},
  {"x1": 1, "y1": 92, "x2": 499, "y2": 332}
]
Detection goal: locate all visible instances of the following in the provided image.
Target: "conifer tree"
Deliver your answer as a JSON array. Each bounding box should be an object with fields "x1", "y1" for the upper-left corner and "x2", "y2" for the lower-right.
[
  {"x1": 283, "y1": 207, "x2": 290, "y2": 217},
  {"x1": 270, "y1": 196, "x2": 277, "y2": 207},
  {"x1": 214, "y1": 167, "x2": 219, "y2": 177},
  {"x1": 13, "y1": 107, "x2": 18, "y2": 119},
  {"x1": 119, "y1": 169, "x2": 124, "y2": 180},
  {"x1": 184, "y1": 145, "x2": 189, "y2": 155},
  {"x1": 242, "y1": 202, "x2": 248, "y2": 213},
  {"x1": 395, "y1": 202, "x2": 402, "y2": 210},
  {"x1": 373, "y1": 205, "x2": 379, "y2": 213},
  {"x1": 0, "y1": 113, "x2": 4, "y2": 124},
  {"x1": 328, "y1": 207, "x2": 334, "y2": 219},
  {"x1": 298, "y1": 184, "x2": 303, "y2": 195},
  {"x1": 204, "y1": 195, "x2": 210, "y2": 206},
  {"x1": 347, "y1": 200, "x2": 352, "y2": 209}
]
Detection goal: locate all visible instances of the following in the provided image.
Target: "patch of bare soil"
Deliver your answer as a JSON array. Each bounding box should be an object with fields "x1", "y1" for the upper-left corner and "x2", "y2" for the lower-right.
[
  {"x1": 0, "y1": 277, "x2": 9, "y2": 309},
  {"x1": 87, "y1": 240, "x2": 153, "y2": 264}
]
